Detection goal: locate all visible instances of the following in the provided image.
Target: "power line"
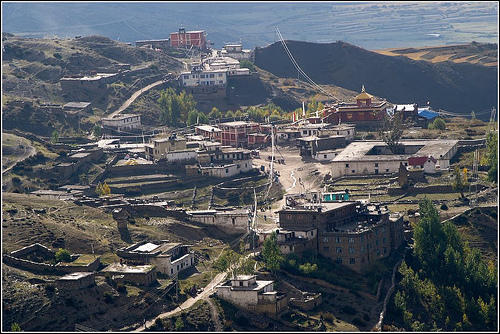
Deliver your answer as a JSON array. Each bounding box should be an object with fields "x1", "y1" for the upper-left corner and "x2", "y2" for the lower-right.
[{"x1": 275, "y1": 27, "x2": 338, "y2": 102}]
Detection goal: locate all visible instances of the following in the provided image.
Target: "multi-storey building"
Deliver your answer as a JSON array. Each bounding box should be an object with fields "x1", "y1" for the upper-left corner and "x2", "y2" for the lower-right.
[
  {"x1": 219, "y1": 121, "x2": 260, "y2": 147},
  {"x1": 170, "y1": 28, "x2": 207, "y2": 49},
  {"x1": 277, "y1": 198, "x2": 404, "y2": 272}
]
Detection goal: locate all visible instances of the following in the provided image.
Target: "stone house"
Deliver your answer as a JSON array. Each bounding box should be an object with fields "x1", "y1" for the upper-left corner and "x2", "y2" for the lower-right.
[
  {"x1": 116, "y1": 241, "x2": 194, "y2": 277},
  {"x1": 55, "y1": 272, "x2": 96, "y2": 291},
  {"x1": 101, "y1": 263, "x2": 157, "y2": 286},
  {"x1": 216, "y1": 275, "x2": 288, "y2": 318}
]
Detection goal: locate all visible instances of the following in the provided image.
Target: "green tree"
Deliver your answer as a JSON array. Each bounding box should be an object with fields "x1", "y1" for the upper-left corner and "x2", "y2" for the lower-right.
[
  {"x1": 413, "y1": 199, "x2": 446, "y2": 278},
  {"x1": 261, "y1": 232, "x2": 284, "y2": 275},
  {"x1": 225, "y1": 110, "x2": 235, "y2": 119},
  {"x1": 11, "y1": 323, "x2": 21, "y2": 331},
  {"x1": 429, "y1": 117, "x2": 446, "y2": 130},
  {"x1": 239, "y1": 60, "x2": 255, "y2": 72},
  {"x1": 174, "y1": 317, "x2": 184, "y2": 331},
  {"x1": 92, "y1": 125, "x2": 102, "y2": 137},
  {"x1": 208, "y1": 107, "x2": 222, "y2": 120},
  {"x1": 485, "y1": 131, "x2": 497, "y2": 183},
  {"x1": 51, "y1": 130, "x2": 59, "y2": 144},
  {"x1": 55, "y1": 248, "x2": 71, "y2": 263},
  {"x1": 213, "y1": 249, "x2": 241, "y2": 278}
]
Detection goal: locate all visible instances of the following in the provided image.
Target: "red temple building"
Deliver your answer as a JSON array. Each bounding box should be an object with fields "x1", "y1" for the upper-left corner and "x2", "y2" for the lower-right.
[
  {"x1": 170, "y1": 28, "x2": 207, "y2": 50},
  {"x1": 323, "y1": 85, "x2": 389, "y2": 128}
]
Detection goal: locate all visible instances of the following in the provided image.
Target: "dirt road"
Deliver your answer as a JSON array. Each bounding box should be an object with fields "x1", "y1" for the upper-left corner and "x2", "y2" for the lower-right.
[
  {"x1": 108, "y1": 79, "x2": 166, "y2": 118},
  {"x1": 252, "y1": 145, "x2": 332, "y2": 230}
]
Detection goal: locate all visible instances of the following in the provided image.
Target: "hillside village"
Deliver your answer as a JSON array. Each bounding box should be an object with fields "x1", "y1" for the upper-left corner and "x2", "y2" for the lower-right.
[{"x1": 2, "y1": 24, "x2": 498, "y2": 333}]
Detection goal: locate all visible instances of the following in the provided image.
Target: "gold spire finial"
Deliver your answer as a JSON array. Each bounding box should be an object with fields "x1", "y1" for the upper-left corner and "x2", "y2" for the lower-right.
[{"x1": 361, "y1": 84, "x2": 365, "y2": 93}]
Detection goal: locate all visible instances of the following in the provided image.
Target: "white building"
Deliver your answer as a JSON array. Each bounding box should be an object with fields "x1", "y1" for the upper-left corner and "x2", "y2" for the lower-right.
[
  {"x1": 117, "y1": 242, "x2": 195, "y2": 277},
  {"x1": 102, "y1": 114, "x2": 141, "y2": 132},
  {"x1": 313, "y1": 149, "x2": 343, "y2": 162},
  {"x1": 198, "y1": 159, "x2": 253, "y2": 178},
  {"x1": 187, "y1": 208, "x2": 249, "y2": 233},
  {"x1": 220, "y1": 44, "x2": 252, "y2": 60},
  {"x1": 216, "y1": 275, "x2": 288, "y2": 316},
  {"x1": 164, "y1": 149, "x2": 198, "y2": 163},
  {"x1": 179, "y1": 69, "x2": 227, "y2": 87},
  {"x1": 204, "y1": 56, "x2": 250, "y2": 76},
  {"x1": 330, "y1": 140, "x2": 459, "y2": 178}
]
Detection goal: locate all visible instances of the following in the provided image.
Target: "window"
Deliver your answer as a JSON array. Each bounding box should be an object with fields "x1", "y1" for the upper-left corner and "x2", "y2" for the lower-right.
[
  {"x1": 375, "y1": 163, "x2": 379, "y2": 167},
  {"x1": 324, "y1": 155, "x2": 327, "y2": 159},
  {"x1": 360, "y1": 246, "x2": 365, "y2": 253},
  {"x1": 349, "y1": 247, "x2": 355, "y2": 254},
  {"x1": 404, "y1": 162, "x2": 408, "y2": 166},
  {"x1": 240, "y1": 281, "x2": 243, "y2": 287},
  {"x1": 352, "y1": 170, "x2": 355, "y2": 173},
  {"x1": 171, "y1": 268, "x2": 173, "y2": 274},
  {"x1": 350, "y1": 258, "x2": 356, "y2": 264},
  {"x1": 336, "y1": 247, "x2": 342, "y2": 254},
  {"x1": 336, "y1": 258, "x2": 342, "y2": 264},
  {"x1": 383, "y1": 247, "x2": 387, "y2": 254},
  {"x1": 383, "y1": 237, "x2": 386, "y2": 244},
  {"x1": 323, "y1": 247, "x2": 329, "y2": 252},
  {"x1": 346, "y1": 163, "x2": 349, "y2": 168},
  {"x1": 219, "y1": 80, "x2": 223, "y2": 84},
  {"x1": 183, "y1": 75, "x2": 189, "y2": 79},
  {"x1": 376, "y1": 240, "x2": 379, "y2": 246},
  {"x1": 386, "y1": 169, "x2": 389, "y2": 172},
  {"x1": 225, "y1": 168, "x2": 229, "y2": 173},
  {"x1": 323, "y1": 237, "x2": 329, "y2": 242},
  {"x1": 336, "y1": 237, "x2": 341, "y2": 243},
  {"x1": 210, "y1": 74, "x2": 215, "y2": 78},
  {"x1": 349, "y1": 238, "x2": 354, "y2": 243},
  {"x1": 376, "y1": 249, "x2": 380, "y2": 256},
  {"x1": 218, "y1": 73, "x2": 223, "y2": 77}
]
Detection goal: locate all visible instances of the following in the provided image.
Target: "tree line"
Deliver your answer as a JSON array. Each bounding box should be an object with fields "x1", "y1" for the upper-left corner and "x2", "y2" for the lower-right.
[{"x1": 387, "y1": 199, "x2": 497, "y2": 331}]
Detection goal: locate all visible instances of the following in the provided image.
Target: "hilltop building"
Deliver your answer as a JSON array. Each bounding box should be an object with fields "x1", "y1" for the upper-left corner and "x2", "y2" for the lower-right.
[
  {"x1": 220, "y1": 43, "x2": 252, "y2": 60},
  {"x1": 216, "y1": 275, "x2": 288, "y2": 317},
  {"x1": 170, "y1": 28, "x2": 207, "y2": 49}
]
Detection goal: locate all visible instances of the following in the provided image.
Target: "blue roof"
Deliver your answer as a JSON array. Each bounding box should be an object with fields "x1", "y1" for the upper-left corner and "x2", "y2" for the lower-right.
[{"x1": 418, "y1": 108, "x2": 439, "y2": 120}]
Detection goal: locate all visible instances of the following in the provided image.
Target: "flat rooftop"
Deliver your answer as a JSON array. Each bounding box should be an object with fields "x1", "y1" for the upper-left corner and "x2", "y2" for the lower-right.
[
  {"x1": 278, "y1": 201, "x2": 356, "y2": 213},
  {"x1": 57, "y1": 272, "x2": 94, "y2": 281},
  {"x1": 220, "y1": 121, "x2": 258, "y2": 127},
  {"x1": 63, "y1": 102, "x2": 91, "y2": 109},
  {"x1": 333, "y1": 140, "x2": 458, "y2": 162},
  {"x1": 102, "y1": 263, "x2": 155, "y2": 274},
  {"x1": 195, "y1": 125, "x2": 222, "y2": 132}
]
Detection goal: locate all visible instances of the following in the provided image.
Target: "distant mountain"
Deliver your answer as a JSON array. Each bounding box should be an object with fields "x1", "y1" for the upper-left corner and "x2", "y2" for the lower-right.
[
  {"x1": 2, "y1": 2, "x2": 498, "y2": 49},
  {"x1": 254, "y1": 40, "x2": 498, "y2": 119}
]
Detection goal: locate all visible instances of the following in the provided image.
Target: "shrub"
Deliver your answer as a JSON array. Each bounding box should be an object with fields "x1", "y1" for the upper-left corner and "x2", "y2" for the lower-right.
[
  {"x1": 55, "y1": 248, "x2": 71, "y2": 262},
  {"x1": 11, "y1": 323, "x2": 21, "y2": 331},
  {"x1": 174, "y1": 316, "x2": 184, "y2": 330}
]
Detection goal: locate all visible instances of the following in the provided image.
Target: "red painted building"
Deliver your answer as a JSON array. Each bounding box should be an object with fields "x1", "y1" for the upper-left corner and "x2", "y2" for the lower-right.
[
  {"x1": 323, "y1": 86, "x2": 388, "y2": 129},
  {"x1": 248, "y1": 133, "x2": 270, "y2": 148},
  {"x1": 170, "y1": 28, "x2": 207, "y2": 49},
  {"x1": 219, "y1": 121, "x2": 260, "y2": 147}
]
